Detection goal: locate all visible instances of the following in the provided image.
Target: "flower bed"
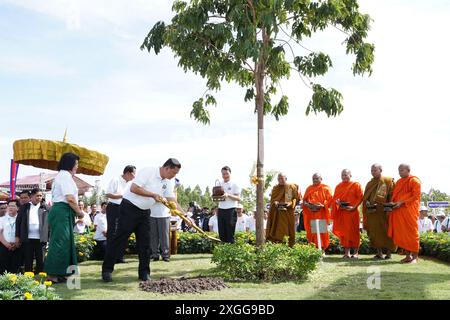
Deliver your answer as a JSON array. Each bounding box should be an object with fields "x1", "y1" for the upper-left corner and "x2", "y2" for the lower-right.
[{"x1": 0, "y1": 272, "x2": 60, "y2": 300}]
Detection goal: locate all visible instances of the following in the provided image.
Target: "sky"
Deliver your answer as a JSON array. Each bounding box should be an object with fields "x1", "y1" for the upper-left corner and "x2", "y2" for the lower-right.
[{"x1": 0, "y1": 0, "x2": 449, "y2": 197}]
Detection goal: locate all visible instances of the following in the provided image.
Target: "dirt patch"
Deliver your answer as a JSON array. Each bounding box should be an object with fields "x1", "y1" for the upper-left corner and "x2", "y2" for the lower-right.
[{"x1": 139, "y1": 277, "x2": 229, "y2": 295}]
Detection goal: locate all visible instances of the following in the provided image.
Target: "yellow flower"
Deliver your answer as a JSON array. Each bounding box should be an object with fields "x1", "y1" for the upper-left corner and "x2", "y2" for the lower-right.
[
  {"x1": 34, "y1": 281, "x2": 40, "y2": 285},
  {"x1": 24, "y1": 292, "x2": 33, "y2": 300},
  {"x1": 78, "y1": 252, "x2": 84, "y2": 257},
  {"x1": 39, "y1": 272, "x2": 47, "y2": 277},
  {"x1": 93, "y1": 241, "x2": 97, "y2": 245},
  {"x1": 44, "y1": 281, "x2": 52, "y2": 287},
  {"x1": 8, "y1": 274, "x2": 18, "y2": 284},
  {"x1": 24, "y1": 272, "x2": 35, "y2": 278}
]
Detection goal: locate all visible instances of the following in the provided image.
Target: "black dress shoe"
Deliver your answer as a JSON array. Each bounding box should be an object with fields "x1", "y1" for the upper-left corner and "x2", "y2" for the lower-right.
[
  {"x1": 138, "y1": 274, "x2": 150, "y2": 281},
  {"x1": 116, "y1": 259, "x2": 127, "y2": 264},
  {"x1": 102, "y1": 272, "x2": 113, "y2": 282},
  {"x1": 162, "y1": 257, "x2": 170, "y2": 262},
  {"x1": 152, "y1": 257, "x2": 160, "y2": 262}
]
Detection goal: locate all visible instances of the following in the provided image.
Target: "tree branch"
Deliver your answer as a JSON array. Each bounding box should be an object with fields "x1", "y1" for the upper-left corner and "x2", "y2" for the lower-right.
[{"x1": 279, "y1": 26, "x2": 314, "y2": 53}]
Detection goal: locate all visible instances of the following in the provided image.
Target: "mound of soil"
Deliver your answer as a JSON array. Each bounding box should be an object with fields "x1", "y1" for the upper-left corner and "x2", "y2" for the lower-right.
[{"x1": 139, "y1": 277, "x2": 229, "y2": 295}]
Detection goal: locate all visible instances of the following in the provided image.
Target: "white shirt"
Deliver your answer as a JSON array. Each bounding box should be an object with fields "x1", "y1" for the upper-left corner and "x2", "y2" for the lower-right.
[
  {"x1": 235, "y1": 215, "x2": 247, "y2": 233},
  {"x1": 208, "y1": 215, "x2": 219, "y2": 233},
  {"x1": 0, "y1": 214, "x2": 17, "y2": 243},
  {"x1": 93, "y1": 213, "x2": 108, "y2": 241},
  {"x1": 106, "y1": 175, "x2": 130, "y2": 205},
  {"x1": 434, "y1": 220, "x2": 443, "y2": 233},
  {"x1": 218, "y1": 181, "x2": 241, "y2": 210},
  {"x1": 52, "y1": 170, "x2": 78, "y2": 203},
  {"x1": 151, "y1": 203, "x2": 171, "y2": 218},
  {"x1": 245, "y1": 216, "x2": 256, "y2": 232},
  {"x1": 28, "y1": 202, "x2": 41, "y2": 240},
  {"x1": 123, "y1": 167, "x2": 175, "y2": 210},
  {"x1": 418, "y1": 217, "x2": 434, "y2": 233}
]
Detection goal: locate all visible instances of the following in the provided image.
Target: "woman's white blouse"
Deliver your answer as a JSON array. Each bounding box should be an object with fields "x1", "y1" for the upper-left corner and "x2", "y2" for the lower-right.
[{"x1": 52, "y1": 170, "x2": 78, "y2": 203}]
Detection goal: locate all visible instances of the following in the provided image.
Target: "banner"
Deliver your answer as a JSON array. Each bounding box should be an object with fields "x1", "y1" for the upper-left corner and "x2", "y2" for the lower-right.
[{"x1": 10, "y1": 160, "x2": 19, "y2": 200}]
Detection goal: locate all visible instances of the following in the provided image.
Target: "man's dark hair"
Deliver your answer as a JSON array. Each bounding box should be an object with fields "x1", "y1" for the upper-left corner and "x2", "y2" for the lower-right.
[
  {"x1": 101, "y1": 202, "x2": 108, "y2": 207},
  {"x1": 58, "y1": 152, "x2": 80, "y2": 171},
  {"x1": 30, "y1": 188, "x2": 42, "y2": 196},
  {"x1": 123, "y1": 165, "x2": 136, "y2": 175},
  {"x1": 163, "y1": 158, "x2": 181, "y2": 169},
  {"x1": 221, "y1": 166, "x2": 231, "y2": 173},
  {"x1": 7, "y1": 199, "x2": 20, "y2": 206},
  {"x1": 19, "y1": 190, "x2": 30, "y2": 197}
]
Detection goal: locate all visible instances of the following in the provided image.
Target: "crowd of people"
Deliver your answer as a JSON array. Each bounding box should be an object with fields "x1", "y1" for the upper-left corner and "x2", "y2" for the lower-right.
[{"x1": 0, "y1": 153, "x2": 449, "y2": 283}]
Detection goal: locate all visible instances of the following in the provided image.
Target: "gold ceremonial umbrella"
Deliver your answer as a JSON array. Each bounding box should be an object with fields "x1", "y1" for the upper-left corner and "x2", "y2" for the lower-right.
[{"x1": 13, "y1": 131, "x2": 109, "y2": 176}]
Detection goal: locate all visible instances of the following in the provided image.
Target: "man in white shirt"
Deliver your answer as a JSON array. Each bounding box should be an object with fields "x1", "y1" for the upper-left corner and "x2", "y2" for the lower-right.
[
  {"x1": 217, "y1": 166, "x2": 241, "y2": 243},
  {"x1": 102, "y1": 158, "x2": 185, "y2": 282},
  {"x1": 105, "y1": 165, "x2": 136, "y2": 263},
  {"x1": 93, "y1": 202, "x2": 108, "y2": 260},
  {"x1": 15, "y1": 188, "x2": 49, "y2": 273},
  {"x1": 418, "y1": 206, "x2": 434, "y2": 233},
  {"x1": 0, "y1": 200, "x2": 22, "y2": 274},
  {"x1": 433, "y1": 211, "x2": 443, "y2": 233},
  {"x1": 235, "y1": 204, "x2": 247, "y2": 233},
  {"x1": 208, "y1": 208, "x2": 219, "y2": 233},
  {"x1": 150, "y1": 184, "x2": 174, "y2": 262}
]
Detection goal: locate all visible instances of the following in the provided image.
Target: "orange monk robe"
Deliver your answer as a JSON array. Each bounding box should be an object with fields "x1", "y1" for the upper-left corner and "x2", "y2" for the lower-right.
[
  {"x1": 266, "y1": 184, "x2": 300, "y2": 247},
  {"x1": 302, "y1": 184, "x2": 333, "y2": 249},
  {"x1": 388, "y1": 176, "x2": 421, "y2": 253},
  {"x1": 331, "y1": 182, "x2": 363, "y2": 248}
]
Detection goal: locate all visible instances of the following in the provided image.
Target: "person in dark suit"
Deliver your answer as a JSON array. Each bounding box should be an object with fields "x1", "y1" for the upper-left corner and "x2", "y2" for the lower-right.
[{"x1": 15, "y1": 188, "x2": 49, "y2": 273}]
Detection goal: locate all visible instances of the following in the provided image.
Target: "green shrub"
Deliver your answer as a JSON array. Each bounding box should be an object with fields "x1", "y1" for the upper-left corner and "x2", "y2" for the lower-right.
[
  {"x1": 74, "y1": 233, "x2": 96, "y2": 262},
  {"x1": 177, "y1": 232, "x2": 216, "y2": 254},
  {"x1": 0, "y1": 272, "x2": 60, "y2": 300},
  {"x1": 211, "y1": 240, "x2": 322, "y2": 282},
  {"x1": 420, "y1": 232, "x2": 450, "y2": 262}
]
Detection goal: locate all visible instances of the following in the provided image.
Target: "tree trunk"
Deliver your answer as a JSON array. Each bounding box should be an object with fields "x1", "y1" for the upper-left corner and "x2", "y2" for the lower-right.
[{"x1": 255, "y1": 27, "x2": 268, "y2": 247}]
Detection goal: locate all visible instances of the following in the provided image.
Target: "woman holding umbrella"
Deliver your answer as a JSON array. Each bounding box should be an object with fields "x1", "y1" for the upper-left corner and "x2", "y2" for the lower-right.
[{"x1": 44, "y1": 152, "x2": 84, "y2": 283}]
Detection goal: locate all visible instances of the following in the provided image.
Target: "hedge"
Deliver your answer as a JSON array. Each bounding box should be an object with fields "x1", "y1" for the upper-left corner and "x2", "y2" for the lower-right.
[{"x1": 75, "y1": 231, "x2": 450, "y2": 263}]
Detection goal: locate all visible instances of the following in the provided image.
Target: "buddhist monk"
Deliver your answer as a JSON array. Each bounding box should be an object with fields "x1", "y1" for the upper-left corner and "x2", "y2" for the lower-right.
[
  {"x1": 302, "y1": 173, "x2": 333, "y2": 252},
  {"x1": 266, "y1": 173, "x2": 300, "y2": 247},
  {"x1": 388, "y1": 164, "x2": 421, "y2": 264},
  {"x1": 362, "y1": 164, "x2": 397, "y2": 260},
  {"x1": 331, "y1": 169, "x2": 364, "y2": 259}
]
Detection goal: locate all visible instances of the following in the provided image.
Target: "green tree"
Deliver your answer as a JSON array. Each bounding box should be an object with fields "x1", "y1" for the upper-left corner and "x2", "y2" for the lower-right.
[{"x1": 142, "y1": 0, "x2": 374, "y2": 245}]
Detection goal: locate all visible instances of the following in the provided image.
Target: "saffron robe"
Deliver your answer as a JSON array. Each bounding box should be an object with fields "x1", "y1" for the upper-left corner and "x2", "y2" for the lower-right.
[
  {"x1": 362, "y1": 176, "x2": 397, "y2": 251},
  {"x1": 331, "y1": 181, "x2": 363, "y2": 248},
  {"x1": 266, "y1": 184, "x2": 300, "y2": 247},
  {"x1": 388, "y1": 176, "x2": 421, "y2": 253},
  {"x1": 302, "y1": 184, "x2": 333, "y2": 249}
]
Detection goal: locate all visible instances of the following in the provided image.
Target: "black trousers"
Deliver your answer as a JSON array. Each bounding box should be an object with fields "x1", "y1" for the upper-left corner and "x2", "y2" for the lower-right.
[
  {"x1": 23, "y1": 239, "x2": 46, "y2": 273},
  {"x1": 93, "y1": 240, "x2": 107, "y2": 261},
  {"x1": 0, "y1": 244, "x2": 22, "y2": 274},
  {"x1": 106, "y1": 203, "x2": 126, "y2": 262},
  {"x1": 218, "y1": 208, "x2": 237, "y2": 243},
  {"x1": 102, "y1": 199, "x2": 151, "y2": 279}
]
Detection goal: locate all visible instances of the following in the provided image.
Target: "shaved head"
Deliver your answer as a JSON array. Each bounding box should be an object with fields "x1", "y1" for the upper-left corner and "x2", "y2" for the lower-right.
[
  {"x1": 371, "y1": 163, "x2": 382, "y2": 171},
  {"x1": 398, "y1": 163, "x2": 411, "y2": 178},
  {"x1": 371, "y1": 164, "x2": 382, "y2": 179},
  {"x1": 341, "y1": 169, "x2": 352, "y2": 182},
  {"x1": 399, "y1": 163, "x2": 411, "y2": 171},
  {"x1": 312, "y1": 173, "x2": 322, "y2": 185},
  {"x1": 277, "y1": 172, "x2": 287, "y2": 185}
]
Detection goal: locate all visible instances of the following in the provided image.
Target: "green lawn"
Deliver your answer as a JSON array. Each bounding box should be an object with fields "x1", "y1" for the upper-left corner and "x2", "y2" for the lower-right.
[{"x1": 54, "y1": 254, "x2": 450, "y2": 300}]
